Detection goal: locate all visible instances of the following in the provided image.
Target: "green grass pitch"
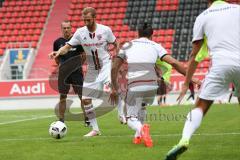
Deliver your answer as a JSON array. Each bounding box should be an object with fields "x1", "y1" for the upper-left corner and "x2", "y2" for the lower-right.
[{"x1": 0, "y1": 104, "x2": 239, "y2": 160}]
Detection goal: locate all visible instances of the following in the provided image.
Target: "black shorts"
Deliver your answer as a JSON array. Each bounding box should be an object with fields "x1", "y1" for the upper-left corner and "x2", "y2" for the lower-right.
[{"x1": 58, "y1": 70, "x2": 83, "y2": 95}]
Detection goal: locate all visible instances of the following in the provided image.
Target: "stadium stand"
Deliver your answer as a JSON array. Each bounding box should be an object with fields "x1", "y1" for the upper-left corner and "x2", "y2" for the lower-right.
[
  {"x1": 29, "y1": 0, "x2": 71, "y2": 79},
  {"x1": 0, "y1": 0, "x2": 239, "y2": 79},
  {"x1": 0, "y1": 0, "x2": 52, "y2": 56}
]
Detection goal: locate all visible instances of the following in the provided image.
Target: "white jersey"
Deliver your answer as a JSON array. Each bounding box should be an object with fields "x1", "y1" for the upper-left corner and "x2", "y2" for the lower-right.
[
  {"x1": 192, "y1": 2, "x2": 240, "y2": 67},
  {"x1": 118, "y1": 37, "x2": 167, "y2": 85},
  {"x1": 68, "y1": 23, "x2": 116, "y2": 69},
  {"x1": 119, "y1": 37, "x2": 167, "y2": 63}
]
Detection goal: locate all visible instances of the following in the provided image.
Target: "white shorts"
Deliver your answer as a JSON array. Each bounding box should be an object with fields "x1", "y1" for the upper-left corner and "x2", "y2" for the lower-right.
[
  {"x1": 199, "y1": 65, "x2": 240, "y2": 101},
  {"x1": 82, "y1": 62, "x2": 111, "y2": 99},
  {"x1": 126, "y1": 85, "x2": 158, "y2": 117}
]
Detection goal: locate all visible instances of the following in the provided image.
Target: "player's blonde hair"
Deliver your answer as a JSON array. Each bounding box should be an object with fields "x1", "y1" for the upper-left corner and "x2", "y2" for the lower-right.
[{"x1": 82, "y1": 7, "x2": 96, "y2": 18}]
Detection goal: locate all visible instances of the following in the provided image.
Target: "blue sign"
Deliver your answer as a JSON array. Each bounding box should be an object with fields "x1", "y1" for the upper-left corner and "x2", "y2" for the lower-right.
[{"x1": 9, "y1": 49, "x2": 29, "y2": 65}]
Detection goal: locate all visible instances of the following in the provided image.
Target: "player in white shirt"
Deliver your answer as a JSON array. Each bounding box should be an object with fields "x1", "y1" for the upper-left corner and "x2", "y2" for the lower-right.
[
  {"x1": 110, "y1": 24, "x2": 199, "y2": 147},
  {"x1": 165, "y1": 1, "x2": 240, "y2": 159},
  {"x1": 49, "y1": 7, "x2": 119, "y2": 137}
]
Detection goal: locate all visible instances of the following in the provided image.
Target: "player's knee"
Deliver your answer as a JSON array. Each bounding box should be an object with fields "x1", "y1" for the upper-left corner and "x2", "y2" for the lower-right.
[
  {"x1": 127, "y1": 115, "x2": 138, "y2": 122},
  {"x1": 60, "y1": 94, "x2": 67, "y2": 101},
  {"x1": 82, "y1": 99, "x2": 92, "y2": 105},
  {"x1": 84, "y1": 104, "x2": 96, "y2": 119}
]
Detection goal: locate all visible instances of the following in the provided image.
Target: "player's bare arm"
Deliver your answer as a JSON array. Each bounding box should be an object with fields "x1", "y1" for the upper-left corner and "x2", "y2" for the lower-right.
[
  {"x1": 162, "y1": 55, "x2": 186, "y2": 76},
  {"x1": 112, "y1": 40, "x2": 120, "y2": 54},
  {"x1": 80, "y1": 52, "x2": 87, "y2": 65},
  {"x1": 49, "y1": 44, "x2": 72, "y2": 59},
  {"x1": 177, "y1": 39, "x2": 203, "y2": 103},
  {"x1": 109, "y1": 57, "x2": 124, "y2": 105},
  {"x1": 54, "y1": 57, "x2": 60, "y2": 65},
  {"x1": 108, "y1": 40, "x2": 120, "y2": 57}
]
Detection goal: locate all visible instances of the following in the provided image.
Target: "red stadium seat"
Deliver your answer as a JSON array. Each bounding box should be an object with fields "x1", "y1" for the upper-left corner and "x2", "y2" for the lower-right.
[
  {"x1": 35, "y1": 6, "x2": 42, "y2": 11},
  {"x1": 16, "y1": 17, "x2": 24, "y2": 23},
  {"x1": 14, "y1": 6, "x2": 21, "y2": 12},
  {"x1": 0, "y1": 7, "x2": 7, "y2": 12},
  {"x1": 41, "y1": 11, "x2": 48, "y2": 17},
  {"x1": 12, "y1": 12, "x2": 18, "y2": 18},
  {"x1": 8, "y1": 23, "x2": 14, "y2": 30},
  {"x1": 5, "y1": 30, "x2": 11, "y2": 36},
  {"x1": 31, "y1": 35, "x2": 39, "y2": 42},
  {"x1": 24, "y1": 17, "x2": 31, "y2": 23},
  {"x1": 0, "y1": 12, "x2": 3, "y2": 19},
  {"x1": 166, "y1": 30, "x2": 174, "y2": 35},
  {"x1": 36, "y1": 23, "x2": 44, "y2": 29},
  {"x1": 1, "y1": 23, "x2": 7, "y2": 30},
  {"x1": 31, "y1": 0, "x2": 39, "y2": 6},
  {"x1": 16, "y1": 1, "x2": 24, "y2": 6},
  {"x1": 10, "y1": 18, "x2": 17, "y2": 24},
  {"x1": 70, "y1": 4, "x2": 75, "y2": 10},
  {"x1": 0, "y1": 30, "x2": 3, "y2": 37},
  {"x1": 39, "y1": 17, "x2": 46, "y2": 23},
  {"x1": 0, "y1": 43, "x2": 7, "y2": 49},
  {"x1": 5, "y1": 12, "x2": 12, "y2": 18},
  {"x1": 22, "y1": 6, "x2": 28, "y2": 12},
  {"x1": 28, "y1": 6, "x2": 35, "y2": 11},
  {"x1": 165, "y1": 36, "x2": 173, "y2": 42},
  {"x1": 33, "y1": 11, "x2": 41, "y2": 17},
  {"x1": 17, "y1": 36, "x2": 24, "y2": 42},
  {"x1": 2, "y1": 1, "x2": 10, "y2": 7},
  {"x1": 9, "y1": 36, "x2": 17, "y2": 42},
  {"x1": 19, "y1": 11, "x2": 25, "y2": 17},
  {"x1": 15, "y1": 23, "x2": 21, "y2": 30},
  {"x1": 6, "y1": 6, "x2": 14, "y2": 12},
  {"x1": 35, "y1": 29, "x2": 42, "y2": 35},
  {"x1": 31, "y1": 42, "x2": 37, "y2": 48},
  {"x1": 24, "y1": 35, "x2": 32, "y2": 42},
  {"x1": 13, "y1": 29, "x2": 19, "y2": 36},
  {"x1": 2, "y1": 36, "x2": 9, "y2": 42},
  {"x1": 19, "y1": 30, "x2": 27, "y2": 36},
  {"x1": 0, "y1": 49, "x2": 4, "y2": 56},
  {"x1": 163, "y1": 42, "x2": 172, "y2": 49},
  {"x1": 72, "y1": 0, "x2": 78, "y2": 4},
  {"x1": 2, "y1": 18, "x2": 9, "y2": 24}
]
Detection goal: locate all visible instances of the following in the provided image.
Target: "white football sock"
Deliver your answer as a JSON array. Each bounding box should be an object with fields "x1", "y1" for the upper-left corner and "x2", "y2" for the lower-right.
[
  {"x1": 134, "y1": 131, "x2": 141, "y2": 137},
  {"x1": 117, "y1": 97, "x2": 125, "y2": 117},
  {"x1": 84, "y1": 104, "x2": 99, "y2": 132},
  {"x1": 127, "y1": 117, "x2": 142, "y2": 137},
  {"x1": 138, "y1": 105, "x2": 146, "y2": 124},
  {"x1": 182, "y1": 108, "x2": 203, "y2": 140},
  {"x1": 89, "y1": 118, "x2": 99, "y2": 131}
]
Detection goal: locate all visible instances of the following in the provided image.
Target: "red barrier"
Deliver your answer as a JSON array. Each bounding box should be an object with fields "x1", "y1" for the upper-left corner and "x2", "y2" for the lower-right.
[
  {"x1": 0, "y1": 79, "x2": 58, "y2": 98},
  {"x1": 0, "y1": 73, "x2": 206, "y2": 98}
]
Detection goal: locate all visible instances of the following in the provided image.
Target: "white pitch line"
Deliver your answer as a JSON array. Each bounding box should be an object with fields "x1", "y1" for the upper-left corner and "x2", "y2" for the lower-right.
[
  {"x1": 0, "y1": 115, "x2": 55, "y2": 125},
  {"x1": 99, "y1": 132, "x2": 240, "y2": 138},
  {"x1": 0, "y1": 132, "x2": 239, "y2": 142}
]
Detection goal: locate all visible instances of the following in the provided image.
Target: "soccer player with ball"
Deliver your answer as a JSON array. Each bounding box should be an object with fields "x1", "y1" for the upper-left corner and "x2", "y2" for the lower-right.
[{"x1": 49, "y1": 7, "x2": 119, "y2": 137}]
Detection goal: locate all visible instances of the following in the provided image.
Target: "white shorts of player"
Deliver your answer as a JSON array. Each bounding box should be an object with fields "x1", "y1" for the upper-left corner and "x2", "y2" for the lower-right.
[
  {"x1": 82, "y1": 62, "x2": 111, "y2": 99},
  {"x1": 199, "y1": 65, "x2": 240, "y2": 101},
  {"x1": 126, "y1": 85, "x2": 158, "y2": 118}
]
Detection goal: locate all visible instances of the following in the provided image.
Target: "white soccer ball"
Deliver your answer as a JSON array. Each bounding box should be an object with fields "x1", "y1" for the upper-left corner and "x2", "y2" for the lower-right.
[{"x1": 49, "y1": 121, "x2": 67, "y2": 139}]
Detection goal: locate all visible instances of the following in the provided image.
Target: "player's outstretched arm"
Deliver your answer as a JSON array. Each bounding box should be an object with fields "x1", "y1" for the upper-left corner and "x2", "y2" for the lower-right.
[
  {"x1": 161, "y1": 55, "x2": 187, "y2": 76},
  {"x1": 177, "y1": 40, "x2": 203, "y2": 104},
  {"x1": 48, "y1": 44, "x2": 72, "y2": 59}
]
